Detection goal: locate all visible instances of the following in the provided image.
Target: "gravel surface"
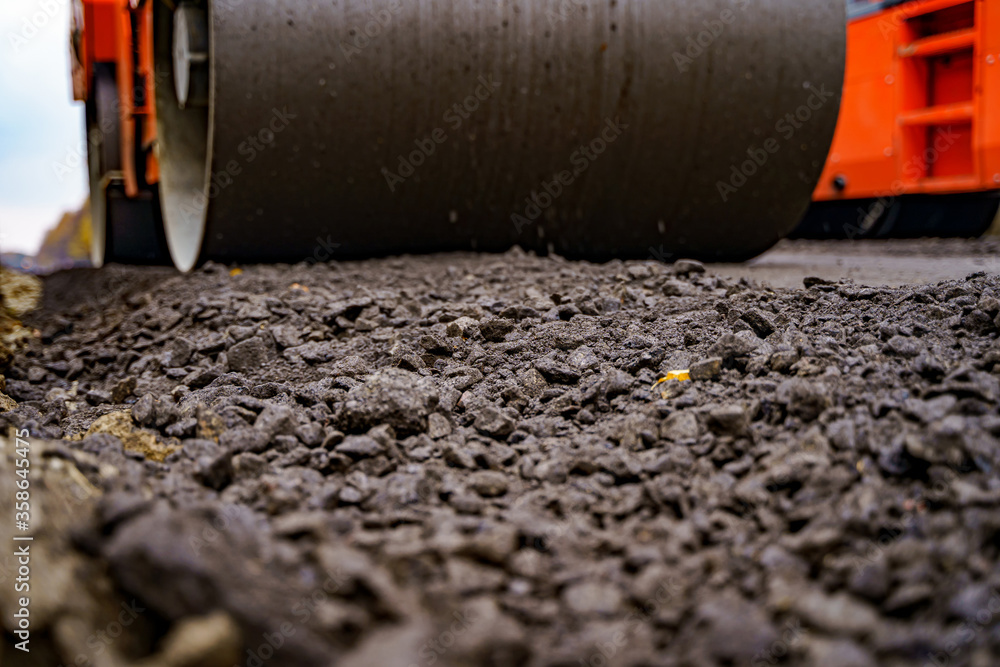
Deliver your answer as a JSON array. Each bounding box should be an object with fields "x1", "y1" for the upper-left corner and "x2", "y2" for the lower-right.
[{"x1": 2, "y1": 244, "x2": 1000, "y2": 667}]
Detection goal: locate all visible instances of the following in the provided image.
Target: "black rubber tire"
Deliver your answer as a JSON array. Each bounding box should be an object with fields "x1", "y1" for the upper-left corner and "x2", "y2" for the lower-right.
[
  {"x1": 872, "y1": 192, "x2": 1000, "y2": 239},
  {"x1": 793, "y1": 192, "x2": 1000, "y2": 240},
  {"x1": 104, "y1": 184, "x2": 172, "y2": 264},
  {"x1": 790, "y1": 199, "x2": 888, "y2": 239}
]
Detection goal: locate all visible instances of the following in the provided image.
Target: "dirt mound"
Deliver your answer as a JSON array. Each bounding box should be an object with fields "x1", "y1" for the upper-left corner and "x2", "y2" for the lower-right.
[{"x1": 0, "y1": 267, "x2": 42, "y2": 408}]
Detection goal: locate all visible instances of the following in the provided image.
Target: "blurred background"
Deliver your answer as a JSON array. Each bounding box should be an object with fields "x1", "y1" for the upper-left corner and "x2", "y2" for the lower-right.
[{"x1": 1, "y1": 0, "x2": 89, "y2": 271}]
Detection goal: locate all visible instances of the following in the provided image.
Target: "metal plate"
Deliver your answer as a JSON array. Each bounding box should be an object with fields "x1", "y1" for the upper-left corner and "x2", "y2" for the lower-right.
[{"x1": 155, "y1": 0, "x2": 846, "y2": 270}]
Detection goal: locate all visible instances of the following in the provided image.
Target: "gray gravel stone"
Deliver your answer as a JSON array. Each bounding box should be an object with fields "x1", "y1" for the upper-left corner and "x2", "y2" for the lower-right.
[
  {"x1": 689, "y1": 356, "x2": 722, "y2": 381},
  {"x1": 227, "y1": 337, "x2": 270, "y2": 372},
  {"x1": 473, "y1": 405, "x2": 517, "y2": 439},
  {"x1": 338, "y1": 368, "x2": 439, "y2": 435}
]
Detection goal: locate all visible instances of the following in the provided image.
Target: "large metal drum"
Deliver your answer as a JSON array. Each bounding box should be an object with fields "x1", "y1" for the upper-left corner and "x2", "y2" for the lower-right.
[{"x1": 153, "y1": 0, "x2": 846, "y2": 271}]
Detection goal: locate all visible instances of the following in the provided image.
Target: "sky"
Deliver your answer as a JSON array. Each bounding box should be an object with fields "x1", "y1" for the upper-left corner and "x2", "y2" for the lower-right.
[{"x1": 0, "y1": 0, "x2": 88, "y2": 256}]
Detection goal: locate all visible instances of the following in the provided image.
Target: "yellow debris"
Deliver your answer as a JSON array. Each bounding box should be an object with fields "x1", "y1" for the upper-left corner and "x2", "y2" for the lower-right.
[
  {"x1": 652, "y1": 370, "x2": 690, "y2": 388},
  {"x1": 229, "y1": 267, "x2": 243, "y2": 277},
  {"x1": 652, "y1": 370, "x2": 691, "y2": 399},
  {"x1": 289, "y1": 282, "x2": 309, "y2": 292},
  {"x1": 856, "y1": 460, "x2": 865, "y2": 474}
]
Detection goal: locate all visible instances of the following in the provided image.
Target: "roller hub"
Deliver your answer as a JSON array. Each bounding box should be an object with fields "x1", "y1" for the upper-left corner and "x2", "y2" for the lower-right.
[{"x1": 172, "y1": 3, "x2": 209, "y2": 110}]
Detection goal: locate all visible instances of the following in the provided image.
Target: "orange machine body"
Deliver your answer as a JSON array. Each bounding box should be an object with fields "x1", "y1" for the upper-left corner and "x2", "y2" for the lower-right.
[
  {"x1": 72, "y1": 0, "x2": 158, "y2": 196},
  {"x1": 814, "y1": 0, "x2": 1000, "y2": 203}
]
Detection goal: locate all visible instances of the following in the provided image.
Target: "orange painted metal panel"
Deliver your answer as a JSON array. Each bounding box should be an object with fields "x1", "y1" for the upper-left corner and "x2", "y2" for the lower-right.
[
  {"x1": 899, "y1": 27, "x2": 975, "y2": 57},
  {"x1": 113, "y1": 1, "x2": 137, "y2": 195},
  {"x1": 814, "y1": 0, "x2": 998, "y2": 202},
  {"x1": 137, "y1": 1, "x2": 159, "y2": 184},
  {"x1": 80, "y1": 0, "x2": 158, "y2": 190},
  {"x1": 85, "y1": 0, "x2": 119, "y2": 63},
  {"x1": 981, "y1": 0, "x2": 1000, "y2": 188},
  {"x1": 898, "y1": 100, "x2": 974, "y2": 125},
  {"x1": 814, "y1": 13, "x2": 899, "y2": 200}
]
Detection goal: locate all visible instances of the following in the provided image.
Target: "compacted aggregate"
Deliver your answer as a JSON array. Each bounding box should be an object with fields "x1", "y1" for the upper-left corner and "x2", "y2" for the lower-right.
[{"x1": 2, "y1": 248, "x2": 1000, "y2": 667}]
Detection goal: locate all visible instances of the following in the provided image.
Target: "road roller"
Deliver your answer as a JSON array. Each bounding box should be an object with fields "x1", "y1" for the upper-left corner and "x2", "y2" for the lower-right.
[
  {"x1": 796, "y1": 0, "x2": 1000, "y2": 239},
  {"x1": 70, "y1": 0, "x2": 847, "y2": 271}
]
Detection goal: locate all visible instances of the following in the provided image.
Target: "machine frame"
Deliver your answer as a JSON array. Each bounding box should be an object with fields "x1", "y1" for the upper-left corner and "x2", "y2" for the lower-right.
[{"x1": 802, "y1": 0, "x2": 1000, "y2": 237}]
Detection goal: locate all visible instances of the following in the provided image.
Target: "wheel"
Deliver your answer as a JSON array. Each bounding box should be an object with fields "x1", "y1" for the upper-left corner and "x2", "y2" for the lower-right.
[
  {"x1": 87, "y1": 64, "x2": 170, "y2": 266},
  {"x1": 104, "y1": 184, "x2": 171, "y2": 263},
  {"x1": 872, "y1": 192, "x2": 1000, "y2": 239},
  {"x1": 793, "y1": 193, "x2": 1000, "y2": 240},
  {"x1": 791, "y1": 199, "x2": 889, "y2": 239}
]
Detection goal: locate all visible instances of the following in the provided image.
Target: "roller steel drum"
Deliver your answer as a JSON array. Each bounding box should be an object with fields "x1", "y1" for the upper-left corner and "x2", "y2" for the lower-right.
[{"x1": 153, "y1": 0, "x2": 846, "y2": 271}]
